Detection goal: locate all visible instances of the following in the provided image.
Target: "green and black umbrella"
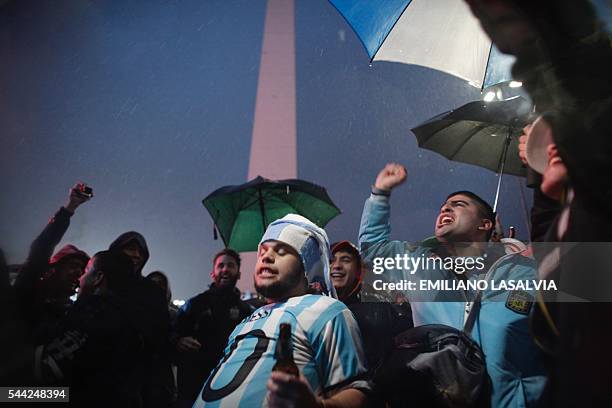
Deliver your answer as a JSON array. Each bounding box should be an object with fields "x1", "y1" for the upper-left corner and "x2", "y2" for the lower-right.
[{"x1": 202, "y1": 176, "x2": 341, "y2": 252}]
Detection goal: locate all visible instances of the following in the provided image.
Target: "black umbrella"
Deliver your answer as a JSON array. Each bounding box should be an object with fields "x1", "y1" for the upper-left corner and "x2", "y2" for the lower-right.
[
  {"x1": 411, "y1": 96, "x2": 532, "y2": 211},
  {"x1": 202, "y1": 176, "x2": 341, "y2": 252}
]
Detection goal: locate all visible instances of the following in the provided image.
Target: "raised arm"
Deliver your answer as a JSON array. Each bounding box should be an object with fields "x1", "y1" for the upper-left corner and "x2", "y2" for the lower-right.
[
  {"x1": 14, "y1": 184, "x2": 92, "y2": 308},
  {"x1": 358, "y1": 163, "x2": 409, "y2": 260}
]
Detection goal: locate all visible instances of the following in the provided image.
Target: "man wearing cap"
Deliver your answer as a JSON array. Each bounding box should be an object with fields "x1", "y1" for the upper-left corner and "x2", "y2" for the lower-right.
[
  {"x1": 14, "y1": 183, "x2": 91, "y2": 343},
  {"x1": 330, "y1": 241, "x2": 412, "y2": 370},
  {"x1": 193, "y1": 214, "x2": 369, "y2": 408},
  {"x1": 359, "y1": 163, "x2": 547, "y2": 407}
]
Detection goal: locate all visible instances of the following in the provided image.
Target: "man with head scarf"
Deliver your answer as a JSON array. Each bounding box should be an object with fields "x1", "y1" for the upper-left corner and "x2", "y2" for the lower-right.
[{"x1": 193, "y1": 214, "x2": 369, "y2": 408}]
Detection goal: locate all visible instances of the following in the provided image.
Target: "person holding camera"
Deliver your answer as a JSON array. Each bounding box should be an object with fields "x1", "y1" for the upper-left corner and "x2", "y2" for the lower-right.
[{"x1": 14, "y1": 182, "x2": 92, "y2": 343}]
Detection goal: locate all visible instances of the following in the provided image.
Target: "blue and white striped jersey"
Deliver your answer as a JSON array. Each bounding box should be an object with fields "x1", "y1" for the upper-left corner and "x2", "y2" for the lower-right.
[{"x1": 192, "y1": 294, "x2": 367, "y2": 408}]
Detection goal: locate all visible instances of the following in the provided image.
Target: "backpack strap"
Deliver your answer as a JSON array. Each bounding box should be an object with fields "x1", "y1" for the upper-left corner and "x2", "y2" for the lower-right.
[{"x1": 463, "y1": 249, "x2": 526, "y2": 335}]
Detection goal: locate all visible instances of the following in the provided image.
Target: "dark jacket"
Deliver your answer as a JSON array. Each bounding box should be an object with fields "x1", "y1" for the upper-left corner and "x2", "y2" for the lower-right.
[
  {"x1": 14, "y1": 207, "x2": 89, "y2": 343},
  {"x1": 174, "y1": 284, "x2": 252, "y2": 404},
  {"x1": 517, "y1": 12, "x2": 612, "y2": 404},
  {"x1": 0, "y1": 249, "x2": 35, "y2": 385},
  {"x1": 109, "y1": 231, "x2": 173, "y2": 407},
  {"x1": 342, "y1": 283, "x2": 413, "y2": 371},
  {"x1": 38, "y1": 289, "x2": 152, "y2": 407}
]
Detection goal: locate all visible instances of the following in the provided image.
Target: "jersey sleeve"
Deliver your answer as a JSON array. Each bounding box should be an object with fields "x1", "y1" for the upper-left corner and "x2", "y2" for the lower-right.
[{"x1": 311, "y1": 305, "x2": 368, "y2": 392}]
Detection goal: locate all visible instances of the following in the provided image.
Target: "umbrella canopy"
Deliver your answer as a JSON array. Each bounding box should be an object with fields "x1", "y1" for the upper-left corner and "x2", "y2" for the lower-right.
[
  {"x1": 411, "y1": 96, "x2": 532, "y2": 177},
  {"x1": 411, "y1": 96, "x2": 532, "y2": 211},
  {"x1": 329, "y1": 0, "x2": 515, "y2": 88},
  {"x1": 202, "y1": 176, "x2": 341, "y2": 252}
]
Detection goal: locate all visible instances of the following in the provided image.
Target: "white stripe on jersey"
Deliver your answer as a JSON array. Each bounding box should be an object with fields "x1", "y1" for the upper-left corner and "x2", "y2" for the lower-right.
[
  {"x1": 218, "y1": 296, "x2": 302, "y2": 408},
  {"x1": 321, "y1": 317, "x2": 346, "y2": 384},
  {"x1": 298, "y1": 296, "x2": 338, "y2": 333}
]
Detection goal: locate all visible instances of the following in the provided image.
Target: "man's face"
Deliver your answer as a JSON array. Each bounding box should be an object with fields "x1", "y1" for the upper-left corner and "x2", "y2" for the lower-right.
[
  {"x1": 434, "y1": 194, "x2": 489, "y2": 242},
  {"x1": 211, "y1": 254, "x2": 240, "y2": 289},
  {"x1": 78, "y1": 257, "x2": 101, "y2": 299},
  {"x1": 122, "y1": 241, "x2": 144, "y2": 272},
  {"x1": 330, "y1": 250, "x2": 359, "y2": 297},
  {"x1": 254, "y1": 240, "x2": 304, "y2": 301},
  {"x1": 55, "y1": 257, "x2": 87, "y2": 296}
]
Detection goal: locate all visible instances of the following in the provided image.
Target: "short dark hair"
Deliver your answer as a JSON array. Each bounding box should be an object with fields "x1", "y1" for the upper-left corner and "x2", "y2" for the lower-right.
[
  {"x1": 92, "y1": 250, "x2": 137, "y2": 292},
  {"x1": 146, "y1": 271, "x2": 172, "y2": 303},
  {"x1": 213, "y1": 248, "x2": 241, "y2": 270},
  {"x1": 446, "y1": 191, "x2": 495, "y2": 240}
]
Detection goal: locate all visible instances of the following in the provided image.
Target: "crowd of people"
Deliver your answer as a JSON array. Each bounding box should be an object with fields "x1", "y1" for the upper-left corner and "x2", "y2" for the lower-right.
[{"x1": 1, "y1": 0, "x2": 611, "y2": 407}]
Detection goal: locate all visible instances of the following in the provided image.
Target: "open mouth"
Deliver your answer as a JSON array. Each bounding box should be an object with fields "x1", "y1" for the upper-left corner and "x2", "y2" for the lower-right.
[
  {"x1": 438, "y1": 215, "x2": 454, "y2": 226},
  {"x1": 257, "y1": 267, "x2": 277, "y2": 278},
  {"x1": 330, "y1": 272, "x2": 346, "y2": 280}
]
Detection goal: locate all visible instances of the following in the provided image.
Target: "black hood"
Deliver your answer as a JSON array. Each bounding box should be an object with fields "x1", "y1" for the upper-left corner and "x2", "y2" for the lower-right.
[{"x1": 108, "y1": 231, "x2": 150, "y2": 273}]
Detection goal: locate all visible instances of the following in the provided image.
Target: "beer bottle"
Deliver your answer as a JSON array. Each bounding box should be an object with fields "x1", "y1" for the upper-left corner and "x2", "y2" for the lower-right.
[{"x1": 272, "y1": 323, "x2": 299, "y2": 377}]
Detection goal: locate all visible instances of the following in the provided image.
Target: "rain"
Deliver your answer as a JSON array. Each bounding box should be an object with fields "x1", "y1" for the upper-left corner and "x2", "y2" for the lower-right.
[{"x1": 0, "y1": 0, "x2": 530, "y2": 299}]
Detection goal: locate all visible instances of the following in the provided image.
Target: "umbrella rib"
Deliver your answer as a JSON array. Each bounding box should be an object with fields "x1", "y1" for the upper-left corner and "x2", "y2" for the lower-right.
[
  {"x1": 370, "y1": 1, "x2": 414, "y2": 62},
  {"x1": 240, "y1": 188, "x2": 277, "y2": 211},
  {"x1": 481, "y1": 42, "x2": 494, "y2": 91}
]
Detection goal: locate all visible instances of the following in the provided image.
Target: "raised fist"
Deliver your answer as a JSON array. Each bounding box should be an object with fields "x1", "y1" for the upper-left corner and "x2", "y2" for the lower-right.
[
  {"x1": 64, "y1": 182, "x2": 93, "y2": 213},
  {"x1": 374, "y1": 163, "x2": 407, "y2": 191}
]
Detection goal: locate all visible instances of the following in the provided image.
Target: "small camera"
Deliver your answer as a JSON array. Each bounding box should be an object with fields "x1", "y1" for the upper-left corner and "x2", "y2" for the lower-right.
[{"x1": 77, "y1": 184, "x2": 93, "y2": 198}]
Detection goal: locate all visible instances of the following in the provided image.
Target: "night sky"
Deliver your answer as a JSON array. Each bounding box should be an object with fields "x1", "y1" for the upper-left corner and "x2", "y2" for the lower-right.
[{"x1": 0, "y1": 0, "x2": 531, "y2": 300}]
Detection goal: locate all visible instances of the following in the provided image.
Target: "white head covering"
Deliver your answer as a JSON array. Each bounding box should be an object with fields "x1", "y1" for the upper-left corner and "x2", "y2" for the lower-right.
[{"x1": 259, "y1": 214, "x2": 336, "y2": 298}]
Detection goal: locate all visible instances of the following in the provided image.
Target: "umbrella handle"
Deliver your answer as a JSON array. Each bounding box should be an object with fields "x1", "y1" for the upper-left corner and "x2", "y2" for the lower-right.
[
  {"x1": 258, "y1": 187, "x2": 267, "y2": 233},
  {"x1": 493, "y1": 130, "x2": 512, "y2": 213}
]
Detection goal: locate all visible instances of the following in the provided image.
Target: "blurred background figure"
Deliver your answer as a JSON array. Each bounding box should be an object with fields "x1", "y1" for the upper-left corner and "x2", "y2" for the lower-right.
[
  {"x1": 173, "y1": 249, "x2": 252, "y2": 408},
  {"x1": 145, "y1": 270, "x2": 179, "y2": 407},
  {"x1": 147, "y1": 271, "x2": 179, "y2": 320}
]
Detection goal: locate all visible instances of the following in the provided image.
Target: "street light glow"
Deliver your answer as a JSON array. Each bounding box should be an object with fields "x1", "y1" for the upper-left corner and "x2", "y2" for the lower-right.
[{"x1": 483, "y1": 91, "x2": 496, "y2": 102}]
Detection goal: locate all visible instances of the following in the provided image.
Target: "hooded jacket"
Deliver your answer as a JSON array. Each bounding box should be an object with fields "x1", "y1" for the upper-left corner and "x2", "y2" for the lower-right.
[
  {"x1": 109, "y1": 231, "x2": 150, "y2": 275},
  {"x1": 109, "y1": 231, "x2": 173, "y2": 407}
]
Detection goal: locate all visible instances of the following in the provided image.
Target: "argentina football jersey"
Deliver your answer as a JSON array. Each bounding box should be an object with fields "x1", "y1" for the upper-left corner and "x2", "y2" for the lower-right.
[{"x1": 192, "y1": 294, "x2": 367, "y2": 407}]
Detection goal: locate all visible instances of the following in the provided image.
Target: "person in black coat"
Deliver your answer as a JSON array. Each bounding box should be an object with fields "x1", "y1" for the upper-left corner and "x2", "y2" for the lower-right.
[
  {"x1": 36, "y1": 251, "x2": 150, "y2": 407},
  {"x1": 108, "y1": 231, "x2": 173, "y2": 407},
  {"x1": 173, "y1": 248, "x2": 252, "y2": 408}
]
